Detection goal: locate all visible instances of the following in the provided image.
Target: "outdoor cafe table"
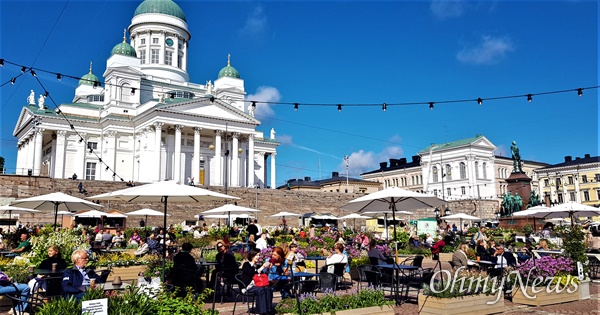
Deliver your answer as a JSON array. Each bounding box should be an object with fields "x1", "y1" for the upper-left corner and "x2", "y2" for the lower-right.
[
  {"x1": 377, "y1": 264, "x2": 418, "y2": 305},
  {"x1": 197, "y1": 261, "x2": 218, "y2": 284},
  {"x1": 33, "y1": 268, "x2": 67, "y2": 276},
  {"x1": 305, "y1": 256, "x2": 327, "y2": 273},
  {"x1": 292, "y1": 272, "x2": 320, "y2": 279},
  {"x1": 100, "y1": 281, "x2": 132, "y2": 291}
]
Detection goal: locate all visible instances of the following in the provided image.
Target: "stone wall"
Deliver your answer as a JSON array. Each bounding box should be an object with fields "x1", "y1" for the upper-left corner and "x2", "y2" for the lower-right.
[{"x1": 0, "y1": 175, "x2": 500, "y2": 228}]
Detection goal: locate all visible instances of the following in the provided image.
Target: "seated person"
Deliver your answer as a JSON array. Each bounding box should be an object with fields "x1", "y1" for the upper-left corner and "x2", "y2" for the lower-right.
[
  {"x1": 94, "y1": 231, "x2": 103, "y2": 246},
  {"x1": 285, "y1": 243, "x2": 305, "y2": 271},
  {"x1": 431, "y1": 239, "x2": 446, "y2": 261},
  {"x1": 101, "y1": 230, "x2": 113, "y2": 247},
  {"x1": 424, "y1": 234, "x2": 434, "y2": 247},
  {"x1": 28, "y1": 245, "x2": 68, "y2": 291},
  {"x1": 128, "y1": 230, "x2": 141, "y2": 245},
  {"x1": 210, "y1": 241, "x2": 238, "y2": 288},
  {"x1": 170, "y1": 243, "x2": 202, "y2": 294},
  {"x1": 517, "y1": 240, "x2": 534, "y2": 263},
  {"x1": 487, "y1": 240, "x2": 497, "y2": 257},
  {"x1": 111, "y1": 231, "x2": 125, "y2": 248},
  {"x1": 490, "y1": 245, "x2": 509, "y2": 277},
  {"x1": 147, "y1": 234, "x2": 161, "y2": 254},
  {"x1": 9, "y1": 233, "x2": 31, "y2": 256},
  {"x1": 325, "y1": 243, "x2": 348, "y2": 273},
  {"x1": 260, "y1": 247, "x2": 292, "y2": 299},
  {"x1": 62, "y1": 250, "x2": 103, "y2": 301},
  {"x1": 408, "y1": 235, "x2": 420, "y2": 247},
  {"x1": 451, "y1": 243, "x2": 470, "y2": 268},
  {"x1": 537, "y1": 239, "x2": 550, "y2": 251},
  {"x1": 0, "y1": 269, "x2": 30, "y2": 313},
  {"x1": 241, "y1": 250, "x2": 273, "y2": 314},
  {"x1": 475, "y1": 239, "x2": 491, "y2": 261},
  {"x1": 134, "y1": 238, "x2": 149, "y2": 256},
  {"x1": 368, "y1": 239, "x2": 392, "y2": 265}
]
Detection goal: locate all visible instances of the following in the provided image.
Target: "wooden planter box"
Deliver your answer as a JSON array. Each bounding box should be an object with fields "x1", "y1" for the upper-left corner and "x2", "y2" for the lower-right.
[
  {"x1": 334, "y1": 305, "x2": 394, "y2": 315},
  {"x1": 418, "y1": 294, "x2": 505, "y2": 315},
  {"x1": 512, "y1": 285, "x2": 580, "y2": 307},
  {"x1": 106, "y1": 265, "x2": 147, "y2": 284}
]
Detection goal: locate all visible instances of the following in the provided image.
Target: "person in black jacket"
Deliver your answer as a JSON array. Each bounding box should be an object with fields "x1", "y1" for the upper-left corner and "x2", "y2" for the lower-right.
[
  {"x1": 28, "y1": 245, "x2": 69, "y2": 292},
  {"x1": 62, "y1": 250, "x2": 103, "y2": 301},
  {"x1": 240, "y1": 250, "x2": 273, "y2": 314},
  {"x1": 170, "y1": 243, "x2": 202, "y2": 295},
  {"x1": 210, "y1": 241, "x2": 239, "y2": 289}
]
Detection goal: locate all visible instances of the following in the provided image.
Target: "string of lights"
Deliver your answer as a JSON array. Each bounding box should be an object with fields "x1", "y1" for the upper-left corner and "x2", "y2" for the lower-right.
[{"x1": 1, "y1": 58, "x2": 598, "y2": 111}]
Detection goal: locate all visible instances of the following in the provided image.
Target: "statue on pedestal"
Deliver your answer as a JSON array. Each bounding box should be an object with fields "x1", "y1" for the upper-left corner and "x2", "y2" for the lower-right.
[
  {"x1": 527, "y1": 190, "x2": 541, "y2": 208},
  {"x1": 513, "y1": 192, "x2": 523, "y2": 213},
  {"x1": 27, "y1": 90, "x2": 35, "y2": 105},
  {"x1": 511, "y1": 141, "x2": 523, "y2": 173},
  {"x1": 38, "y1": 94, "x2": 46, "y2": 109},
  {"x1": 270, "y1": 128, "x2": 276, "y2": 140}
]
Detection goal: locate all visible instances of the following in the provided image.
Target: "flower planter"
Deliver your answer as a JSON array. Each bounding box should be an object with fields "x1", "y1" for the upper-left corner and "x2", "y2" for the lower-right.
[
  {"x1": 511, "y1": 285, "x2": 580, "y2": 307},
  {"x1": 579, "y1": 278, "x2": 590, "y2": 300},
  {"x1": 106, "y1": 265, "x2": 147, "y2": 284},
  {"x1": 333, "y1": 305, "x2": 394, "y2": 315},
  {"x1": 418, "y1": 294, "x2": 505, "y2": 315}
]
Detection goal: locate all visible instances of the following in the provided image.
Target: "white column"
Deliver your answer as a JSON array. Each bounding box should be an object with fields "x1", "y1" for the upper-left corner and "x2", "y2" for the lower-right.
[
  {"x1": 174, "y1": 125, "x2": 183, "y2": 183},
  {"x1": 247, "y1": 134, "x2": 254, "y2": 187},
  {"x1": 146, "y1": 32, "x2": 151, "y2": 64},
  {"x1": 193, "y1": 127, "x2": 201, "y2": 183},
  {"x1": 77, "y1": 133, "x2": 87, "y2": 179},
  {"x1": 160, "y1": 31, "x2": 166, "y2": 64},
  {"x1": 27, "y1": 134, "x2": 35, "y2": 174},
  {"x1": 214, "y1": 130, "x2": 223, "y2": 186},
  {"x1": 270, "y1": 152, "x2": 277, "y2": 189},
  {"x1": 32, "y1": 129, "x2": 44, "y2": 176},
  {"x1": 54, "y1": 131, "x2": 67, "y2": 179},
  {"x1": 154, "y1": 122, "x2": 164, "y2": 181},
  {"x1": 105, "y1": 131, "x2": 117, "y2": 181},
  {"x1": 16, "y1": 143, "x2": 23, "y2": 175},
  {"x1": 182, "y1": 40, "x2": 188, "y2": 71},
  {"x1": 231, "y1": 133, "x2": 239, "y2": 187}
]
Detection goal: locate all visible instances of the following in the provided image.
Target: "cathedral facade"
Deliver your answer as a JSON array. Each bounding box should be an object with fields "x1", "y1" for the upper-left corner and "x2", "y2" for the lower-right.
[{"x1": 12, "y1": 0, "x2": 279, "y2": 188}]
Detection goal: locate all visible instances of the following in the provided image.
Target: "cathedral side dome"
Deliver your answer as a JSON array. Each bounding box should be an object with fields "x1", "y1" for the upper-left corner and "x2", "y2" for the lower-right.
[
  {"x1": 78, "y1": 62, "x2": 100, "y2": 86},
  {"x1": 218, "y1": 54, "x2": 240, "y2": 79},
  {"x1": 111, "y1": 37, "x2": 137, "y2": 57},
  {"x1": 134, "y1": 0, "x2": 186, "y2": 22}
]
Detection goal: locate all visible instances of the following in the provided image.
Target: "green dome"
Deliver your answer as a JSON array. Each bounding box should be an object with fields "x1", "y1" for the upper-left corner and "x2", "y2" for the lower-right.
[
  {"x1": 134, "y1": 0, "x2": 186, "y2": 22},
  {"x1": 218, "y1": 54, "x2": 240, "y2": 79},
  {"x1": 79, "y1": 63, "x2": 100, "y2": 86},
  {"x1": 111, "y1": 40, "x2": 137, "y2": 57}
]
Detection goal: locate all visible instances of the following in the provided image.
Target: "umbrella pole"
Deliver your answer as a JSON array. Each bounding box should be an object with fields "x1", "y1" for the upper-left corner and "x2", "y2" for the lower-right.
[
  {"x1": 162, "y1": 196, "x2": 168, "y2": 282},
  {"x1": 53, "y1": 203, "x2": 58, "y2": 229},
  {"x1": 384, "y1": 213, "x2": 389, "y2": 241},
  {"x1": 7, "y1": 210, "x2": 11, "y2": 232},
  {"x1": 391, "y1": 198, "x2": 400, "y2": 305}
]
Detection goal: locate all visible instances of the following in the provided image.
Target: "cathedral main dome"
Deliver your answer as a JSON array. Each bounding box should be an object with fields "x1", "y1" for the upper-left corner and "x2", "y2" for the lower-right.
[{"x1": 133, "y1": 0, "x2": 186, "y2": 22}]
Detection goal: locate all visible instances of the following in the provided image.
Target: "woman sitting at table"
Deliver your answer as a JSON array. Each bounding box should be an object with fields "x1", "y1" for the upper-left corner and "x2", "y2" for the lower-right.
[
  {"x1": 128, "y1": 230, "x2": 141, "y2": 245},
  {"x1": 247, "y1": 234, "x2": 257, "y2": 252},
  {"x1": 451, "y1": 243, "x2": 470, "y2": 268},
  {"x1": 28, "y1": 245, "x2": 69, "y2": 291},
  {"x1": 261, "y1": 246, "x2": 292, "y2": 299},
  {"x1": 241, "y1": 250, "x2": 273, "y2": 314},
  {"x1": 537, "y1": 239, "x2": 549, "y2": 251},
  {"x1": 476, "y1": 239, "x2": 491, "y2": 261},
  {"x1": 62, "y1": 250, "x2": 103, "y2": 301},
  {"x1": 325, "y1": 243, "x2": 348, "y2": 273},
  {"x1": 286, "y1": 243, "x2": 305, "y2": 271},
  {"x1": 368, "y1": 239, "x2": 392, "y2": 265}
]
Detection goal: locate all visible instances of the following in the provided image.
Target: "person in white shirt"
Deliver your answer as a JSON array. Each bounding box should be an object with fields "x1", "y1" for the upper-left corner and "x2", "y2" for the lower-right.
[
  {"x1": 255, "y1": 220, "x2": 262, "y2": 236},
  {"x1": 325, "y1": 243, "x2": 348, "y2": 273},
  {"x1": 425, "y1": 234, "x2": 434, "y2": 247},
  {"x1": 255, "y1": 233, "x2": 268, "y2": 251},
  {"x1": 193, "y1": 228, "x2": 202, "y2": 239}
]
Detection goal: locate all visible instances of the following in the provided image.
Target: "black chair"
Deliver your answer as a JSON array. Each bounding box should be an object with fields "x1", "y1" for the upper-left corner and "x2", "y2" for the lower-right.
[
  {"x1": 589, "y1": 256, "x2": 600, "y2": 279},
  {"x1": 356, "y1": 265, "x2": 373, "y2": 291},
  {"x1": 6, "y1": 291, "x2": 45, "y2": 315},
  {"x1": 364, "y1": 269, "x2": 395, "y2": 298},
  {"x1": 318, "y1": 272, "x2": 337, "y2": 292},
  {"x1": 34, "y1": 276, "x2": 64, "y2": 301},
  {"x1": 369, "y1": 257, "x2": 379, "y2": 265},
  {"x1": 99, "y1": 269, "x2": 112, "y2": 283},
  {"x1": 331, "y1": 263, "x2": 349, "y2": 290},
  {"x1": 232, "y1": 274, "x2": 257, "y2": 314},
  {"x1": 170, "y1": 266, "x2": 203, "y2": 297}
]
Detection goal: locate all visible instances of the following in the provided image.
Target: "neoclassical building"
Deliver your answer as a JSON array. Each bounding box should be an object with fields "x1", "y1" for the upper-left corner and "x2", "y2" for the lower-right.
[{"x1": 12, "y1": 0, "x2": 279, "y2": 188}]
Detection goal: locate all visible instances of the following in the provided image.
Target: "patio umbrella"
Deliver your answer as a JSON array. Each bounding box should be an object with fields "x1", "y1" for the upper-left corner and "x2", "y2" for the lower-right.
[
  {"x1": 341, "y1": 187, "x2": 446, "y2": 256},
  {"x1": 362, "y1": 210, "x2": 413, "y2": 241},
  {"x1": 10, "y1": 192, "x2": 103, "y2": 228},
  {"x1": 536, "y1": 202, "x2": 600, "y2": 227},
  {"x1": 311, "y1": 214, "x2": 339, "y2": 220},
  {"x1": 270, "y1": 211, "x2": 301, "y2": 217},
  {"x1": 511, "y1": 205, "x2": 551, "y2": 218},
  {"x1": 201, "y1": 204, "x2": 260, "y2": 226},
  {"x1": 125, "y1": 208, "x2": 169, "y2": 227},
  {"x1": 89, "y1": 181, "x2": 238, "y2": 280},
  {"x1": 339, "y1": 213, "x2": 370, "y2": 231},
  {"x1": 440, "y1": 213, "x2": 482, "y2": 232},
  {"x1": 0, "y1": 205, "x2": 39, "y2": 231}
]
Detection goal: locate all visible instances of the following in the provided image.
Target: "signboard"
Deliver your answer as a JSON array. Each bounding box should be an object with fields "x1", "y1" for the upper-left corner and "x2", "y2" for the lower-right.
[
  {"x1": 82, "y1": 298, "x2": 108, "y2": 315},
  {"x1": 417, "y1": 217, "x2": 438, "y2": 237}
]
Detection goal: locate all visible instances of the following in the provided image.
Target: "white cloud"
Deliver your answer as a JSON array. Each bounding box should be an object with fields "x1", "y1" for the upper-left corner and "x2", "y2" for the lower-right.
[
  {"x1": 239, "y1": 6, "x2": 267, "y2": 40},
  {"x1": 277, "y1": 134, "x2": 293, "y2": 146},
  {"x1": 246, "y1": 86, "x2": 281, "y2": 117},
  {"x1": 457, "y1": 35, "x2": 514, "y2": 65},
  {"x1": 430, "y1": 0, "x2": 467, "y2": 20},
  {"x1": 278, "y1": 134, "x2": 340, "y2": 160},
  {"x1": 337, "y1": 145, "x2": 404, "y2": 176}
]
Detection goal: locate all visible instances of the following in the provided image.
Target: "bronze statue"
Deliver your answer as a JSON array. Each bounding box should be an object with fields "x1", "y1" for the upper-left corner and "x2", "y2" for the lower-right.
[{"x1": 511, "y1": 141, "x2": 523, "y2": 173}]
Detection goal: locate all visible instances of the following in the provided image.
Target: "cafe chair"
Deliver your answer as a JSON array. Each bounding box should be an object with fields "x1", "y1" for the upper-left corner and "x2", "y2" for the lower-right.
[
  {"x1": 356, "y1": 265, "x2": 373, "y2": 290},
  {"x1": 232, "y1": 274, "x2": 257, "y2": 314},
  {"x1": 589, "y1": 256, "x2": 600, "y2": 279},
  {"x1": 6, "y1": 291, "x2": 45, "y2": 315},
  {"x1": 363, "y1": 269, "x2": 395, "y2": 298},
  {"x1": 99, "y1": 270, "x2": 112, "y2": 283},
  {"x1": 318, "y1": 272, "x2": 337, "y2": 292},
  {"x1": 331, "y1": 263, "x2": 350, "y2": 290},
  {"x1": 32, "y1": 276, "x2": 64, "y2": 301}
]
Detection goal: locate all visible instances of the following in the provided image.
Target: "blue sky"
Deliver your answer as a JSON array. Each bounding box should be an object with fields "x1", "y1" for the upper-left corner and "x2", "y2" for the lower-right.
[{"x1": 0, "y1": 0, "x2": 598, "y2": 187}]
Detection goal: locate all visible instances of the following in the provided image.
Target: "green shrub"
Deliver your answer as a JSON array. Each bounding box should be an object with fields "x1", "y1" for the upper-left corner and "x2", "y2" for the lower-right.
[
  {"x1": 29, "y1": 229, "x2": 88, "y2": 266},
  {"x1": 275, "y1": 286, "x2": 391, "y2": 314}
]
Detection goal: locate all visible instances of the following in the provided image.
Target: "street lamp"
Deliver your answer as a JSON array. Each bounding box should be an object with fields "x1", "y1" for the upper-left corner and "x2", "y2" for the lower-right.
[
  {"x1": 444, "y1": 207, "x2": 452, "y2": 217},
  {"x1": 434, "y1": 207, "x2": 440, "y2": 217}
]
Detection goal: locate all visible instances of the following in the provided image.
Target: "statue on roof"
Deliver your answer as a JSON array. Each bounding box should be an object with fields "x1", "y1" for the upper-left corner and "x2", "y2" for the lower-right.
[
  {"x1": 28, "y1": 90, "x2": 35, "y2": 105},
  {"x1": 38, "y1": 94, "x2": 46, "y2": 109},
  {"x1": 159, "y1": 93, "x2": 166, "y2": 103},
  {"x1": 270, "y1": 128, "x2": 276, "y2": 140},
  {"x1": 206, "y1": 80, "x2": 213, "y2": 95},
  {"x1": 510, "y1": 141, "x2": 523, "y2": 173}
]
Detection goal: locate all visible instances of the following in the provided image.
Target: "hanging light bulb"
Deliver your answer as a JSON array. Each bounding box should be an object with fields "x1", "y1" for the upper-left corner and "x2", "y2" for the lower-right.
[
  {"x1": 429, "y1": 102, "x2": 434, "y2": 110},
  {"x1": 105, "y1": 166, "x2": 109, "y2": 171},
  {"x1": 577, "y1": 88, "x2": 583, "y2": 96},
  {"x1": 0, "y1": 59, "x2": 4, "y2": 67},
  {"x1": 337, "y1": 104, "x2": 342, "y2": 112},
  {"x1": 477, "y1": 98, "x2": 482, "y2": 105},
  {"x1": 294, "y1": 103, "x2": 298, "y2": 111},
  {"x1": 382, "y1": 103, "x2": 387, "y2": 111},
  {"x1": 527, "y1": 94, "x2": 532, "y2": 102},
  {"x1": 30, "y1": 70, "x2": 37, "y2": 77},
  {"x1": 10, "y1": 77, "x2": 16, "y2": 85},
  {"x1": 130, "y1": 88, "x2": 136, "y2": 95},
  {"x1": 251, "y1": 101, "x2": 256, "y2": 110},
  {"x1": 56, "y1": 73, "x2": 62, "y2": 81},
  {"x1": 44, "y1": 91, "x2": 49, "y2": 97},
  {"x1": 21, "y1": 66, "x2": 26, "y2": 73}
]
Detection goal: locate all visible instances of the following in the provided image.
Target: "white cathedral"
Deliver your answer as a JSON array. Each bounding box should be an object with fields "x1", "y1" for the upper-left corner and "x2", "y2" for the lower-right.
[{"x1": 12, "y1": 0, "x2": 279, "y2": 188}]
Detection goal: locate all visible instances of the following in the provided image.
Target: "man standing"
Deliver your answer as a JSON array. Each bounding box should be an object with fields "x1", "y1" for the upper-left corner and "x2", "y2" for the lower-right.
[
  {"x1": 254, "y1": 219, "x2": 262, "y2": 236},
  {"x1": 246, "y1": 220, "x2": 258, "y2": 240},
  {"x1": 255, "y1": 233, "x2": 268, "y2": 251}
]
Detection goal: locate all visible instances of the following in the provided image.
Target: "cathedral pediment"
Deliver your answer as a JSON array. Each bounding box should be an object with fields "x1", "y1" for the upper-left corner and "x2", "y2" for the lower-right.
[
  {"x1": 157, "y1": 98, "x2": 259, "y2": 125},
  {"x1": 13, "y1": 107, "x2": 35, "y2": 136}
]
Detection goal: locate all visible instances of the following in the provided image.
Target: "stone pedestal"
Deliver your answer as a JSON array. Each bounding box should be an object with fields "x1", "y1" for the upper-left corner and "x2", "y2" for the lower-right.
[{"x1": 506, "y1": 172, "x2": 532, "y2": 211}]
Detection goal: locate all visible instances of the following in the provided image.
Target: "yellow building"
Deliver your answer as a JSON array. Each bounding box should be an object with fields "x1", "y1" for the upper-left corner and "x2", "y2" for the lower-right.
[
  {"x1": 534, "y1": 154, "x2": 600, "y2": 206},
  {"x1": 277, "y1": 171, "x2": 381, "y2": 194}
]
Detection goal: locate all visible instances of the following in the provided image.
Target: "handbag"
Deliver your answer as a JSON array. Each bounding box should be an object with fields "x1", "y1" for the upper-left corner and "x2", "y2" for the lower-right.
[{"x1": 252, "y1": 273, "x2": 270, "y2": 287}]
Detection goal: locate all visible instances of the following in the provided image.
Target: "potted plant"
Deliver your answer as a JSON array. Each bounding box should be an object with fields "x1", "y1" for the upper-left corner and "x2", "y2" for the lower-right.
[
  {"x1": 561, "y1": 225, "x2": 590, "y2": 300},
  {"x1": 419, "y1": 268, "x2": 505, "y2": 315}
]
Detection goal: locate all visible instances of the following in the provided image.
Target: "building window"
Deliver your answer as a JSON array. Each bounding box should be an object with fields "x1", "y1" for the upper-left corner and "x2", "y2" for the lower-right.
[
  {"x1": 433, "y1": 189, "x2": 438, "y2": 197},
  {"x1": 596, "y1": 189, "x2": 600, "y2": 199},
  {"x1": 165, "y1": 50, "x2": 172, "y2": 66},
  {"x1": 87, "y1": 142, "x2": 98, "y2": 150},
  {"x1": 141, "y1": 38, "x2": 146, "y2": 45},
  {"x1": 445, "y1": 164, "x2": 452, "y2": 181},
  {"x1": 151, "y1": 49, "x2": 159, "y2": 64},
  {"x1": 582, "y1": 175, "x2": 588, "y2": 183},
  {"x1": 178, "y1": 54, "x2": 183, "y2": 68},
  {"x1": 86, "y1": 95, "x2": 104, "y2": 102},
  {"x1": 432, "y1": 167, "x2": 438, "y2": 183},
  {"x1": 568, "y1": 176, "x2": 574, "y2": 185},
  {"x1": 569, "y1": 192, "x2": 576, "y2": 201},
  {"x1": 475, "y1": 162, "x2": 479, "y2": 179},
  {"x1": 461, "y1": 186, "x2": 466, "y2": 195},
  {"x1": 85, "y1": 162, "x2": 96, "y2": 180},
  {"x1": 139, "y1": 50, "x2": 146, "y2": 64},
  {"x1": 583, "y1": 190, "x2": 590, "y2": 202},
  {"x1": 557, "y1": 193, "x2": 563, "y2": 203},
  {"x1": 544, "y1": 179, "x2": 549, "y2": 186},
  {"x1": 460, "y1": 162, "x2": 466, "y2": 179},
  {"x1": 556, "y1": 178, "x2": 562, "y2": 186},
  {"x1": 447, "y1": 188, "x2": 451, "y2": 197},
  {"x1": 482, "y1": 162, "x2": 487, "y2": 179},
  {"x1": 595, "y1": 174, "x2": 600, "y2": 182},
  {"x1": 152, "y1": 38, "x2": 159, "y2": 44}
]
